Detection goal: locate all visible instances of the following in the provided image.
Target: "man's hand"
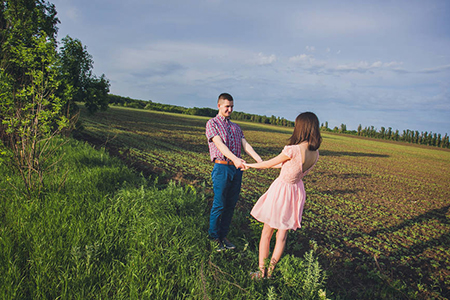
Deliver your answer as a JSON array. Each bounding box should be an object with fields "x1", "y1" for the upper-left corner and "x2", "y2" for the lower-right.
[{"x1": 233, "y1": 158, "x2": 247, "y2": 170}]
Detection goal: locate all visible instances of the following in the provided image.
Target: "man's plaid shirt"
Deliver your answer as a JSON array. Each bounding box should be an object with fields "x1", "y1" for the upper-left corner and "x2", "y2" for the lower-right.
[{"x1": 206, "y1": 114, "x2": 244, "y2": 162}]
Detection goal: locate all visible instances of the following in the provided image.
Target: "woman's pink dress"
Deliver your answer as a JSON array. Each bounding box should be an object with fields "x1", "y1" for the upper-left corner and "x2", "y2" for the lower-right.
[{"x1": 250, "y1": 145, "x2": 319, "y2": 230}]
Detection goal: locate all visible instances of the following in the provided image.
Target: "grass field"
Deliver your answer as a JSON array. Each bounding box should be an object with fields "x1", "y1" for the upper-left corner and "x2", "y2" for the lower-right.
[
  {"x1": 1, "y1": 138, "x2": 330, "y2": 299},
  {"x1": 76, "y1": 105, "x2": 450, "y2": 299}
]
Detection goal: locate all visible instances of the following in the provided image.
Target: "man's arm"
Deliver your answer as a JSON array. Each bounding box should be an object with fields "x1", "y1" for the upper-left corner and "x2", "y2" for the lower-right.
[
  {"x1": 241, "y1": 138, "x2": 263, "y2": 163},
  {"x1": 211, "y1": 135, "x2": 245, "y2": 169}
]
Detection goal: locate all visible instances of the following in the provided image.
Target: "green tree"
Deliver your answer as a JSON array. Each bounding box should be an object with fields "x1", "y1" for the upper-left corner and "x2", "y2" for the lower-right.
[
  {"x1": 380, "y1": 127, "x2": 385, "y2": 139},
  {"x1": 1, "y1": 0, "x2": 62, "y2": 141},
  {"x1": 394, "y1": 129, "x2": 399, "y2": 141},
  {"x1": 418, "y1": 132, "x2": 423, "y2": 144},
  {"x1": 58, "y1": 35, "x2": 110, "y2": 114},
  {"x1": 443, "y1": 134, "x2": 449, "y2": 148},
  {"x1": 387, "y1": 127, "x2": 392, "y2": 140},
  {"x1": 0, "y1": 0, "x2": 58, "y2": 82},
  {"x1": 423, "y1": 131, "x2": 428, "y2": 145},
  {"x1": 1, "y1": 0, "x2": 70, "y2": 196},
  {"x1": 432, "y1": 133, "x2": 437, "y2": 146},
  {"x1": 270, "y1": 115, "x2": 276, "y2": 125}
]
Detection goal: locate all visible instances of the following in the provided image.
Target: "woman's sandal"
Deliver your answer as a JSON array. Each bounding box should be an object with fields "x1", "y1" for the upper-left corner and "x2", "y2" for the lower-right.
[{"x1": 250, "y1": 271, "x2": 265, "y2": 280}]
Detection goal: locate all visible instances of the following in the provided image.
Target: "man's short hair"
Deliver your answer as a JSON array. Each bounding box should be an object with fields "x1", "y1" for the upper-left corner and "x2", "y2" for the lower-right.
[{"x1": 218, "y1": 93, "x2": 233, "y2": 102}]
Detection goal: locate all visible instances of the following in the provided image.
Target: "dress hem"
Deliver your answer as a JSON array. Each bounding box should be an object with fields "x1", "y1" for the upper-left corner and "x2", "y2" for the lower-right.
[{"x1": 251, "y1": 214, "x2": 302, "y2": 231}]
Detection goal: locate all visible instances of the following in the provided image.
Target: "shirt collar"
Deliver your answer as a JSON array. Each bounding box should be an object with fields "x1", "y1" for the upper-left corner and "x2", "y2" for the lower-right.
[{"x1": 216, "y1": 114, "x2": 230, "y2": 122}]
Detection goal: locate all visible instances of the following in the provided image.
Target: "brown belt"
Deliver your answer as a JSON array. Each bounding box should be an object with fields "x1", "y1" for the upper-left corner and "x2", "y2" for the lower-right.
[{"x1": 214, "y1": 159, "x2": 234, "y2": 165}]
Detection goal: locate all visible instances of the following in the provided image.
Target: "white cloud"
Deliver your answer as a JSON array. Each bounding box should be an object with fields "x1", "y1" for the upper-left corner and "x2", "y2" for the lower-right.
[
  {"x1": 332, "y1": 60, "x2": 404, "y2": 73},
  {"x1": 371, "y1": 61, "x2": 383, "y2": 68},
  {"x1": 288, "y1": 54, "x2": 326, "y2": 68},
  {"x1": 289, "y1": 54, "x2": 311, "y2": 63},
  {"x1": 248, "y1": 53, "x2": 277, "y2": 66},
  {"x1": 384, "y1": 61, "x2": 404, "y2": 68},
  {"x1": 420, "y1": 64, "x2": 450, "y2": 74},
  {"x1": 112, "y1": 41, "x2": 252, "y2": 72}
]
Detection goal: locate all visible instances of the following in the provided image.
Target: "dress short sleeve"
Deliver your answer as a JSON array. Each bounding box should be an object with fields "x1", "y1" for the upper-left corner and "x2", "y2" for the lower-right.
[{"x1": 282, "y1": 145, "x2": 294, "y2": 159}]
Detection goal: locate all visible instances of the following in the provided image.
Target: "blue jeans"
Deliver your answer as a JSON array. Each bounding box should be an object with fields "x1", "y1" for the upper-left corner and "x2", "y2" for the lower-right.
[{"x1": 208, "y1": 164, "x2": 243, "y2": 240}]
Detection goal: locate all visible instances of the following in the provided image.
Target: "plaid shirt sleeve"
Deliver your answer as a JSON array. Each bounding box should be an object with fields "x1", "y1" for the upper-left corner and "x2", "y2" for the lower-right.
[{"x1": 206, "y1": 119, "x2": 218, "y2": 142}]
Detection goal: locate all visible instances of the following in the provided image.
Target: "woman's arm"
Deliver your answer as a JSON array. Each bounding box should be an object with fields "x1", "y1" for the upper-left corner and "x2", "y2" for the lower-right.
[{"x1": 245, "y1": 152, "x2": 290, "y2": 169}]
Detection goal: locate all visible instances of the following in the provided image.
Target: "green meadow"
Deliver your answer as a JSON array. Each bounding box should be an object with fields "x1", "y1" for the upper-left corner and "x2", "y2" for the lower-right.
[
  {"x1": 2, "y1": 105, "x2": 449, "y2": 299},
  {"x1": 0, "y1": 137, "x2": 327, "y2": 299}
]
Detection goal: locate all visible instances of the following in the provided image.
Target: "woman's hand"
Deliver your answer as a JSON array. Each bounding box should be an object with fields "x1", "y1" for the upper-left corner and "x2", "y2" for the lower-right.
[{"x1": 243, "y1": 162, "x2": 259, "y2": 169}]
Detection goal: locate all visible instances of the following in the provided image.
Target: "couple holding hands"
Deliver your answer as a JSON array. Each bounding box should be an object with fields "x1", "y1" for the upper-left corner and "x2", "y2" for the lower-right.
[{"x1": 206, "y1": 93, "x2": 322, "y2": 279}]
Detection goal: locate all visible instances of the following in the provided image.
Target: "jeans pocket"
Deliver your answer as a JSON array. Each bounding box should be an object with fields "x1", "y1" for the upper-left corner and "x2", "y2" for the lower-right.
[{"x1": 212, "y1": 164, "x2": 226, "y2": 183}]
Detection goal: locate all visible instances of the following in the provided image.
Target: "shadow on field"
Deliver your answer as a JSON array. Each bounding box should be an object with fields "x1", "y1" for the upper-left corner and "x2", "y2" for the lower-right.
[
  {"x1": 324, "y1": 204, "x2": 450, "y2": 299},
  {"x1": 319, "y1": 150, "x2": 389, "y2": 158},
  {"x1": 319, "y1": 172, "x2": 371, "y2": 179},
  {"x1": 355, "y1": 205, "x2": 450, "y2": 239},
  {"x1": 322, "y1": 188, "x2": 366, "y2": 196}
]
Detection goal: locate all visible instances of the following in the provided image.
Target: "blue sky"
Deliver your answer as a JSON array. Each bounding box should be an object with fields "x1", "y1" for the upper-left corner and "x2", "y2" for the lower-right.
[{"x1": 51, "y1": 0, "x2": 450, "y2": 135}]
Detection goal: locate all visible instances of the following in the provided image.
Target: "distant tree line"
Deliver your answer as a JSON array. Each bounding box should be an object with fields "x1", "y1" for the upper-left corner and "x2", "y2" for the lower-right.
[
  {"x1": 108, "y1": 94, "x2": 294, "y2": 127},
  {"x1": 320, "y1": 122, "x2": 449, "y2": 149},
  {"x1": 108, "y1": 95, "x2": 448, "y2": 149}
]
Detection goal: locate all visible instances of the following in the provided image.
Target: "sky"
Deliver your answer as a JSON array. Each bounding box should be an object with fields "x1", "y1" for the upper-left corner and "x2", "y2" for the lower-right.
[{"x1": 51, "y1": 0, "x2": 450, "y2": 135}]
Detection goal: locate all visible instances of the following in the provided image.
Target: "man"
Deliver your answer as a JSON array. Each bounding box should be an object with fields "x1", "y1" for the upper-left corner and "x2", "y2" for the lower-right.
[{"x1": 206, "y1": 93, "x2": 262, "y2": 251}]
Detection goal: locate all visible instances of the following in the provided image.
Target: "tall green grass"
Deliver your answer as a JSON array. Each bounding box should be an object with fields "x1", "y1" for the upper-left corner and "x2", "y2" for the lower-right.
[{"x1": 1, "y1": 138, "x2": 328, "y2": 299}]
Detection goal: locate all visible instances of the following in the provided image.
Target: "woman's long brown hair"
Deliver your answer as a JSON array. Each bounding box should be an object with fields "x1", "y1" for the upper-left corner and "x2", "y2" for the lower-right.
[{"x1": 287, "y1": 112, "x2": 322, "y2": 150}]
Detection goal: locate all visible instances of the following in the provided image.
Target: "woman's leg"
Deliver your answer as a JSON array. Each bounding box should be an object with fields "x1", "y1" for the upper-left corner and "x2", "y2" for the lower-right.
[
  {"x1": 268, "y1": 229, "x2": 288, "y2": 277},
  {"x1": 258, "y1": 223, "x2": 275, "y2": 277}
]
